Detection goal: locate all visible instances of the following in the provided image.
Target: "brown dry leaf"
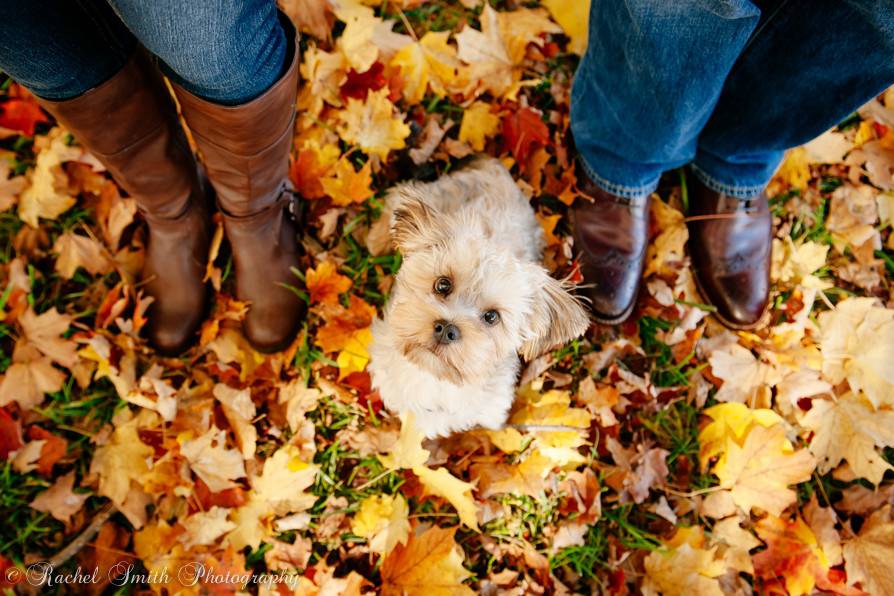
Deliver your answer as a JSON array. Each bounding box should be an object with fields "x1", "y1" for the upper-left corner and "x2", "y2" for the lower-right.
[
  {"x1": 53, "y1": 230, "x2": 112, "y2": 279},
  {"x1": 0, "y1": 158, "x2": 26, "y2": 211},
  {"x1": 213, "y1": 384, "x2": 258, "y2": 460},
  {"x1": 381, "y1": 526, "x2": 474, "y2": 596},
  {"x1": 843, "y1": 505, "x2": 894, "y2": 596},
  {"x1": 280, "y1": 0, "x2": 334, "y2": 41},
  {"x1": 0, "y1": 342, "x2": 66, "y2": 410},
  {"x1": 180, "y1": 427, "x2": 247, "y2": 493},
  {"x1": 19, "y1": 306, "x2": 78, "y2": 368},
  {"x1": 29, "y1": 471, "x2": 89, "y2": 523}
]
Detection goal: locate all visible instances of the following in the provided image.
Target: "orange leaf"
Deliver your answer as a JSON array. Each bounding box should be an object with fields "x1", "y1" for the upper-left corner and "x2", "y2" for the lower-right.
[
  {"x1": 315, "y1": 295, "x2": 377, "y2": 353},
  {"x1": 381, "y1": 526, "x2": 473, "y2": 596},
  {"x1": 0, "y1": 98, "x2": 49, "y2": 136},
  {"x1": 321, "y1": 159, "x2": 374, "y2": 207},
  {"x1": 306, "y1": 261, "x2": 352, "y2": 306}
]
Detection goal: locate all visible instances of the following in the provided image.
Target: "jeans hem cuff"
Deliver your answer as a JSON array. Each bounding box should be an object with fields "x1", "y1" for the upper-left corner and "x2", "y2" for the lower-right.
[
  {"x1": 690, "y1": 164, "x2": 767, "y2": 199},
  {"x1": 577, "y1": 157, "x2": 657, "y2": 201}
]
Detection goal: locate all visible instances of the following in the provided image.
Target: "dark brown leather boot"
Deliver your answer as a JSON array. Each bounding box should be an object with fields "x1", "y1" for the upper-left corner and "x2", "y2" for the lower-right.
[
  {"x1": 172, "y1": 16, "x2": 305, "y2": 353},
  {"x1": 686, "y1": 175, "x2": 771, "y2": 329},
  {"x1": 37, "y1": 55, "x2": 212, "y2": 355},
  {"x1": 571, "y1": 166, "x2": 650, "y2": 324}
]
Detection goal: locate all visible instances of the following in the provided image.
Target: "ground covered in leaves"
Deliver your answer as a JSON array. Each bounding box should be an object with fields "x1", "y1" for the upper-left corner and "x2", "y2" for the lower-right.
[{"x1": 0, "y1": 0, "x2": 893, "y2": 594}]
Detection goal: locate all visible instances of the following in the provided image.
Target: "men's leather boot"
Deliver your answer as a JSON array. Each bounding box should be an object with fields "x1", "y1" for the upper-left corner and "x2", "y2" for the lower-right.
[
  {"x1": 686, "y1": 175, "x2": 771, "y2": 329},
  {"x1": 172, "y1": 15, "x2": 304, "y2": 353},
  {"x1": 37, "y1": 55, "x2": 212, "y2": 355},
  {"x1": 572, "y1": 165, "x2": 650, "y2": 324}
]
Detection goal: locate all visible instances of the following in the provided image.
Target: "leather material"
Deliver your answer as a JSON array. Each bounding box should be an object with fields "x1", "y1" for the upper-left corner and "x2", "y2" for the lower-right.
[
  {"x1": 37, "y1": 54, "x2": 211, "y2": 355},
  {"x1": 686, "y1": 176, "x2": 771, "y2": 329},
  {"x1": 572, "y1": 168, "x2": 649, "y2": 324},
  {"x1": 172, "y1": 15, "x2": 305, "y2": 352}
]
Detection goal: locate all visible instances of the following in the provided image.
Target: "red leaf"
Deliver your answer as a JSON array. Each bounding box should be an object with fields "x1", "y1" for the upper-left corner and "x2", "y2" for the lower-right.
[
  {"x1": 194, "y1": 477, "x2": 248, "y2": 509},
  {"x1": 340, "y1": 62, "x2": 386, "y2": 101},
  {"x1": 0, "y1": 408, "x2": 23, "y2": 460},
  {"x1": 0, "y1": 98, "x2": 49, "y2": 136},
  {"x1": 27, "y1": 426, "x2": 67, "y2": 476},
  {"x1": 502, "y1": 107, "x2": 551, "y2": 172}
]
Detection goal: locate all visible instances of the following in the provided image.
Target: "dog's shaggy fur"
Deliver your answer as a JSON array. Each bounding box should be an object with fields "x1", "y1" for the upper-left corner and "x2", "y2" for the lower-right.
[{"x1": 368, "y1": 158, "x2": 590, "y2": 438}]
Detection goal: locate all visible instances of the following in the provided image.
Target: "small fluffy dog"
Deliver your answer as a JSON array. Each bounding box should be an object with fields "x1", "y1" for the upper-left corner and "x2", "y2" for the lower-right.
[{"x1": 368, "y1": 157, "x2": 590, "y2": 438}]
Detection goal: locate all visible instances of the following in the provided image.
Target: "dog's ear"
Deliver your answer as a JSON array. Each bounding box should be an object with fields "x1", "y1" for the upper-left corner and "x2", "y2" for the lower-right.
[
  {"x1": 520, "y1": 268, "x2": 590, "y2": 361},
  {"x1": 391, "y1": 195, "x2": 442, "y2": 254}
]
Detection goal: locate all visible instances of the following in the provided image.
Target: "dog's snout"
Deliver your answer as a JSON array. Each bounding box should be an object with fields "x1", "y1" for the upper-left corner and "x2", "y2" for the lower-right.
[{"x1": 433, "y1": 320, "x2": 461, "y2": 344}]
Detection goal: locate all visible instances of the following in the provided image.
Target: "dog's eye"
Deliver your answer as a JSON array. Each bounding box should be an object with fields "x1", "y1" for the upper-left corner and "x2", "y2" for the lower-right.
[
  {"x1": 434, "y1": 277, "x2": 452, "y2": 295},
  {"x1": 483, "y1": 310, "x2": 500, "y2": 325}
]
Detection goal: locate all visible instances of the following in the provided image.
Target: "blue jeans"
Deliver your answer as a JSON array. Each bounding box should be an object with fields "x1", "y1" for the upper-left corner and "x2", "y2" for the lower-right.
[
  {"x1": 571, "y1": 0, "x2": 894, "y2": 199},
  {"x1": 0, "y1": 0, "x2": 286, "y2": 105}
]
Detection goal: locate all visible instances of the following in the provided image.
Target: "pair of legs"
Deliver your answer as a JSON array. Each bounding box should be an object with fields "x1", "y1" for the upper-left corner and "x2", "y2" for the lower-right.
[
  {"x1": 571, "y1": 0, "x2": 894, "y2": 327},
  {"x1": 0, "y1": 0, "x2": 304, "y2": 353}
]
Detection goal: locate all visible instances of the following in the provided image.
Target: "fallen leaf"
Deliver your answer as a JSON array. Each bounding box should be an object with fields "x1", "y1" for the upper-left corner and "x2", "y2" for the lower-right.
[
  {"x1": 53, "y1": 230, "x2": 112, "y2": 279},
  {"x1": 29, "y1": 471, "x2": 89, "y2": 523},
  {"x1": 801, "y1": 392, "x2": 894, "y2": 484},
  {"x1": 818, "y1": 297, "x2": 894, "y2": 409},
  {"x1": 381, "y1": 526, "x2": 474, "y2": 596},
  {"x1": 335, "y1": 87, "x2": 410, "y2": 161},
  {"x1": 843, "y1": 505, "x2": 894, "y2": 596},
  {"x1": 180, "y1": 427, "x2": 246, "y2": 493},
  {"x1": 713, "y1": 423, "x2": 815, "y2": 517},
  {"x1": 351, "y1": 493, "x2": 410, "y2": 554}
]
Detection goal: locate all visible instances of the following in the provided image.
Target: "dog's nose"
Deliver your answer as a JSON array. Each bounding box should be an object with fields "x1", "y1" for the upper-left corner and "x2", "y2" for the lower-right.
[{"x1": 433, "y1": 320, "x2": 461, "y2": 344}]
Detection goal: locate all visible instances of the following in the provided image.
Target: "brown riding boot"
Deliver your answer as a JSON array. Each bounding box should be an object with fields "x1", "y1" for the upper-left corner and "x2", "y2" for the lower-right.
[
  {"x1": 37, "y1": 55, "x2": 212, "y2": 355},
  {"x1": 686, "y1": 175, "x2": 771, "y2": 329},
  {"x1": 572, "y1": 164, "x2": 650, "y2": 324},
  {"x1": 172, "y1": 16, "x2": 305, "y2": 353}
]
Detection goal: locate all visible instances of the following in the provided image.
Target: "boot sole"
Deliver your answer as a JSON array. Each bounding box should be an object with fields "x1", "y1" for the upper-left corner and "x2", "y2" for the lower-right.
[{"x1": 691, "y1": 269, "x2": 768, "y2": 331}]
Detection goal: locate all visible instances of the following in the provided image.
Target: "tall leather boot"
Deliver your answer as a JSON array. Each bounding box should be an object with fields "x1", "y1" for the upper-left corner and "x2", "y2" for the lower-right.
[
  {"x1": 171, "y1": 16, "x2": 305, "y2": 353},
  {"x1": 37, "y1": 55, "x2": 212, "y2": 355}
]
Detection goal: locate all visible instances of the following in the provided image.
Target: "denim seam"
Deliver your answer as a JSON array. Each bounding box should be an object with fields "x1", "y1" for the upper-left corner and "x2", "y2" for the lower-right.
[
  {"x1": 689, "y1": 163, "x2": 766, "y2": 199},
  {"x1": 576, "y1": 155, "x2": 658, "y2": 201}
]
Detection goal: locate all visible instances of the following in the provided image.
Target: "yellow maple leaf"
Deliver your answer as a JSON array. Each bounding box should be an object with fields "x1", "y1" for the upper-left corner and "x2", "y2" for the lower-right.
[
  {"x1": 337, "y1": 326, "x2": 373, "y2": 379},
  {"x1": 380, "y1": 526, "x2": 474, "y2": 596},
  {"x1": 698, "y1": 402, "x2": 784, "y2": 472},
  {"x1": 414, "y1": 466, "x2": 479, "y2": 530},
  {"x1": 179, "y1": 427, "x2": 246, "y2": 493},
  {"x1": 390, "y1": 31, "x2": 459, "y2": 104},
  {"x1": 542, "y1": 0, "x2": 590, "y2": 54},
  {"x1": 496, "y1": 6, "x2": 562, "y2": 64},
  {"x1": 320, "y1": 158, "x2": 374, "y2": 206},
  {"x1": 643, "y1": 528, "x2": 726, "y2": 596},
  {"x1": 775, "y1": 147, "x2": 811, "y2": 191},
  {"x1": 335, "y1": 88, "x2": 411, "y2": 161},
  {"x1": 252, "y1": 444, "x2": 318, "y2": 516},
  {"x1": 89, "y1": 414, "x2": 154, "y2": 507},
  {"x1": 226, "y1": 493, "x2": 272, "y2": 551},
  {"x1": 351, "y1": 493, "x2": 410, "y2": 555},
  {"x1": 379, "y1": 413, "x2": 479, "y2": 529},
  {"x1": 713, "y1": 423, "x2": 815, "y2": 516},
  {"x1": 18, "y1": 128, "x2": 91, "y2": 227},
  {"x1": 644, "y1": 197, "x2": 688, "y2": 277},
  {"x1": 380, "y1": 412, "x2": 429, "y2": 470},
  {"x1": 801, "y1": 392, "x2": 894, "y2": 484}
]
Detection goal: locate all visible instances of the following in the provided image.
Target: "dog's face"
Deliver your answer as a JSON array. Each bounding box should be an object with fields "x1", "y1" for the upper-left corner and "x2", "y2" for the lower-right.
[{"x1": 385, "y1": 198, "x2": 589, "y2": 387}]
